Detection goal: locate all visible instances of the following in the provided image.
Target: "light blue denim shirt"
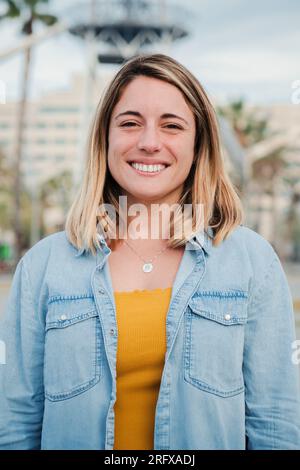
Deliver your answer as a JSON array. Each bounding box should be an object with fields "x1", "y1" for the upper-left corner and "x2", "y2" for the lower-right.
[{"x1": 0, "y1": 224, "x2": 299, "y2": 450}]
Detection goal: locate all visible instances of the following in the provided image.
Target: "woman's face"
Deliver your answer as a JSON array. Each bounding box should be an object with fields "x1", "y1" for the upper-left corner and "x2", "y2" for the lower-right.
[{"x1": 107, "y1": 76, "x2": 196, "y2": 205}]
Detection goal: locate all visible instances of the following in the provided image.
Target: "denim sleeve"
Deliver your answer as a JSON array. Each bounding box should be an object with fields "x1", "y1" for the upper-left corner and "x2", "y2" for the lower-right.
[
  {"x1": 244, "y1": 253, "x2": 300, "y2": 449},
  {"x1": 0, "y1": 257, "x2": 45, "y2": 449}
]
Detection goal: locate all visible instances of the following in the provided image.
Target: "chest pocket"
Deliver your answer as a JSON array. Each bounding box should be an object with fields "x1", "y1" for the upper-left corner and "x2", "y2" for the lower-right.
[
  {"x1": 44, "y1": 297, "x2": 103, "y2": 401},
  {"x1": 184, "y1": 292, "x2": 248, "y2": 398}
]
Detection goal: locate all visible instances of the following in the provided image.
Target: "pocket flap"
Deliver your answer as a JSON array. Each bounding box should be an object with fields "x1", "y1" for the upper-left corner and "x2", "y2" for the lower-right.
[
  {"x1": 46, "y1": 297, "x2": 97, "y2": 329},
  {"x1": 188, "y1": 292, "x2": 248, "y2": 325}
]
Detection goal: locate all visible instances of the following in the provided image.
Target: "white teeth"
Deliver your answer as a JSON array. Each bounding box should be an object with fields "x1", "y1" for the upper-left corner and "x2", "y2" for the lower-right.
[{"x1": 130, "y1": 162, "x2": 166, "y2": 172}]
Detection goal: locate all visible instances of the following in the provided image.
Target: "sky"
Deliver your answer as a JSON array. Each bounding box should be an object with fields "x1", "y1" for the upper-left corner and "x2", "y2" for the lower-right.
[{"x1": 0, "y1": 0, "x2": 299, "y2": 104}]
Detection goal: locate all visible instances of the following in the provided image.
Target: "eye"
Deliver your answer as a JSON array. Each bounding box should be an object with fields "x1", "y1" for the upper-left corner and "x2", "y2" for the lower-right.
[
  {"x1": 119, "y1": 122, "x2": 182, "y2": 130},
  {"x1": 164, "y1": 124, "x2": 182, "y2": 129},
  {"x1": 120, "y1": 121, "x2": 137, "y2": 127}
]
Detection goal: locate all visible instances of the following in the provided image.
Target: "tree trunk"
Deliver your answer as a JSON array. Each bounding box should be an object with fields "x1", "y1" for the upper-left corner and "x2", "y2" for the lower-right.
[{"x1": 12, "y1": 46, "x2": 31, "y2": 268}]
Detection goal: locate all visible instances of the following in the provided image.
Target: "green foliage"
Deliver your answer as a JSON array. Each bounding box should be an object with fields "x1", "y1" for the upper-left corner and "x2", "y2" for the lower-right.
[
  {"x1": 217, "y1": 98, "x2": 270, "y2": 147},
  {"x1": 0, "y1": 0, "x2": 58, "y2": 34},
  {"x1": 39, "y1": 170, "x2": 73, "y2": 236},
  {"x1": 0, "y1": 150, "x2": 13, "y2": 231},
  {"x1": 0, "y1": 0, "x2": 21, "y2": 19},
  {"x1": 0, "y1": 149, "x2": 31, "y2": 242}
]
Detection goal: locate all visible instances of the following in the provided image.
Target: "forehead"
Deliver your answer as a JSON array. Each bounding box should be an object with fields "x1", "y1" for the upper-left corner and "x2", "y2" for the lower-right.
[{"x1": 113, "y1": 76, "x2": 192, "y2": 116}]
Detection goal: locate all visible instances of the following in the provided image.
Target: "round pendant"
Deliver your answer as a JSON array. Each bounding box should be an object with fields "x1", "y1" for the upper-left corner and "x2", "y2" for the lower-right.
[{"x1": 143, "y1": 263, "x2": 153, "y2": 273}]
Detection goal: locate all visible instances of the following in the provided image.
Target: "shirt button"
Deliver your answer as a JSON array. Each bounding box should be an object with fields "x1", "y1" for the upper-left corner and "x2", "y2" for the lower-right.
[
  {"x1": 224, "y1": 314, "x2": 231, "y2": 321},
  {"x1": 110, "y1": 328, "x2": 115, "y2": 336},
  {"x1": 98, "y1": 288, "x2": 105, "y2": 294},
  {"x1": 60, "y1": 314, "x2": 67, "y2": 321}
]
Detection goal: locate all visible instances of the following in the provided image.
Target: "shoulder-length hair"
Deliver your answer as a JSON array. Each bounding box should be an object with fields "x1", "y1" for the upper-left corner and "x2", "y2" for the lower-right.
[{"x1": 65, "y1": 53, "x2": 243, "y2": 256}]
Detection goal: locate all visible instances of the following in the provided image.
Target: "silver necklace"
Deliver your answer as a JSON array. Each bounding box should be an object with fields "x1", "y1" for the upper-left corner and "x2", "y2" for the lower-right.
[{"x1": 123, "y1": 239, "x2": 169, "y2": 273}]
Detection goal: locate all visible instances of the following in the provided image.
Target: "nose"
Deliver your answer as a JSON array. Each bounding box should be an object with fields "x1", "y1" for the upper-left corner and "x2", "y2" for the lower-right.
[{"x1": 137, "y1": 125, "x2": 162, "y2": 153}]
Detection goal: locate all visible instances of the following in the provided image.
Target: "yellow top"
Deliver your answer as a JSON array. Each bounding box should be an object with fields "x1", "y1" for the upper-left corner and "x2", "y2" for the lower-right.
[{"x1": 113, "y1": 287, "x2": 172, "y2": 450}]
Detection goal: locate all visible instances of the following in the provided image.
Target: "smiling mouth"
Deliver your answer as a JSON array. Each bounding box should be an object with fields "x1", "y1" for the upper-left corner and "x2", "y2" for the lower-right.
[{"x1": 128, "y1": 162, "x2": 169, "y2": 175}]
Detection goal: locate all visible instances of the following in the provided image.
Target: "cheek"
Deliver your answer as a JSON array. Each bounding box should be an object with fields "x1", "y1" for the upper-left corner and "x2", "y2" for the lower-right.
[
  {"x1": 173, "y1": 143, "x2": 194, "y2": 168},
  {"x1": 108, "y1": 131, "x2": 134, "y2": 161},
  {"x1": 107, "y1": 134, "x2": 122, "y2": 164},
  {"x1": 107, "y1": 142, "x2": 119, "y2": 176}
]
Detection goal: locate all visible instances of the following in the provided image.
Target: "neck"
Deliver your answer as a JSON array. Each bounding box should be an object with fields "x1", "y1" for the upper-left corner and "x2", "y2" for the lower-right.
[{"x1": 119, "y1": 189, "x2": 183, "y2": 242}]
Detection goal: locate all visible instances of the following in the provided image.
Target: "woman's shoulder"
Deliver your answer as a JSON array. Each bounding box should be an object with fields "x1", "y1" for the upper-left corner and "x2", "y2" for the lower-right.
[
  {"x1": 22, "y1": 230, "x2": 72, "y2": 264},
  {"x1": 20, "y1": 230, "x2": 88, "y2": 278},
  {"x1": 211, "y1": 225, "x2": 289, "y2": 302},
  {"x1": 207, "y1": 224, "x2": 280, "y2": 276},
  {"x1": 222, "y1": 223, "x2": 281, "y2": 273},
  {"x1": 229, "y1": 224, "x2": 277, "y2": 256}
]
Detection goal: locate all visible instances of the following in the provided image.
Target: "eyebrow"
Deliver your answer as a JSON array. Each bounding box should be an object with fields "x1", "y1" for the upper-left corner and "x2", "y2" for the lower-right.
[{"x1": 114, "y1": 110, "x2": 189, "y2": 125}]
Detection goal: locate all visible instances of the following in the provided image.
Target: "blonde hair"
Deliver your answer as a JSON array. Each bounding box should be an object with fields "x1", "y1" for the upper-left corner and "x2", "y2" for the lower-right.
[{"x1": 65, "y1": 53, "x2": 243, "y2": 256}]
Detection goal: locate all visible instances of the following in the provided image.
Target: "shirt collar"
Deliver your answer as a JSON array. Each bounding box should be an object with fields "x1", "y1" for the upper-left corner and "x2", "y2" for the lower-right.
[
  {"x1": 74, "y1": 232, "x2": 107, "y2": 258},
  {"x1": 187, "y1": 226, "x2": 214, "y2": 255},
  {"x1": 74, "y1": 227, "x2": 214, "y2": 258}
]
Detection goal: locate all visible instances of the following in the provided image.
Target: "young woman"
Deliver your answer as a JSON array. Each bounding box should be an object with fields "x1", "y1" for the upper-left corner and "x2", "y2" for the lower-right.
[{"x1": 0, "y1": 54, "x2": 299, "y2": 450}]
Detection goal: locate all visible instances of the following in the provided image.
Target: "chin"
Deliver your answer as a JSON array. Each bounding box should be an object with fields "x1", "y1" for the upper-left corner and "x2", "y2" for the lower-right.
[{"x1": 127, "y1": 190, "x2": 167, "y2": 202}]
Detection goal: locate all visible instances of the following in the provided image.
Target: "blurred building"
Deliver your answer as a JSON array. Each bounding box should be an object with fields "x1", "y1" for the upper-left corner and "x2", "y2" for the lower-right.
[
  {"x1": 246, "y1": 104, "x2": 300, "y2": 258},
  {"x1": 0, "y1": 71, "x2": 114, "y2": 187}
]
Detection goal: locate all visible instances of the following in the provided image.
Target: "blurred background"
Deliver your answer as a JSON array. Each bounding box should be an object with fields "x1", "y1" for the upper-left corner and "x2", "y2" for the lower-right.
[{"x1": 0, "y1": 0, "x2": 299, "y2": 349}]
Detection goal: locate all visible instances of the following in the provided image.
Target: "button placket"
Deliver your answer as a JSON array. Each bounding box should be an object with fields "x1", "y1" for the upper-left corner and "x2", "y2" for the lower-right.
[{"x1": 96, "y1": 285, "x2": 117, "y2": 339}]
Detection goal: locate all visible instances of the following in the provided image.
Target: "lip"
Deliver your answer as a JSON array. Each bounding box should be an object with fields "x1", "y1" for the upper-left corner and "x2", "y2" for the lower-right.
[{"x1": 127, "y1": 160, "x2": 171, "y2": 166}]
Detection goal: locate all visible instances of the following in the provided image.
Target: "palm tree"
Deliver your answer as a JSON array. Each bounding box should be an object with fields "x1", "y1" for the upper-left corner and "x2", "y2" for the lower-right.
[
  {"x1": 0, "y1": 0, "x2": 58, "y2": 266},
  {"x1": 40, "y1": 170, "x2": 73, "y2": 236},
  {"x1": 0, "y1": 148, "x2": 32, "y2": 269},
  {"x1": 217, "y1": 99, "x2": 270, "y2": 148},
  {"x1": 217, "y1": 99, "x2": 290, "y2": 253}
]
